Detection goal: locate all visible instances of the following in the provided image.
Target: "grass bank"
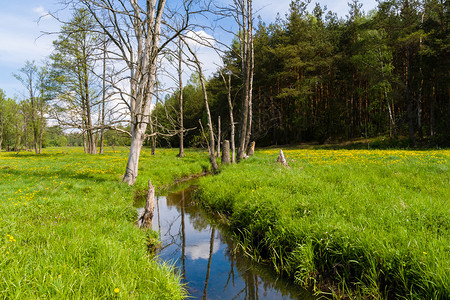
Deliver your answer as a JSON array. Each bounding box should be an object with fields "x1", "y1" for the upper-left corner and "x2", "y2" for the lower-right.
[
  {"x1": 0, "y1": 147, "x2": 209, "y2": 299},
  {"x1": 195, "y1": 149, "x2": 449, "y2": 299}
]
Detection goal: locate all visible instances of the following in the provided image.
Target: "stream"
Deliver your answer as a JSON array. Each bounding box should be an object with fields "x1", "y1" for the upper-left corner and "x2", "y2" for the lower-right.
[{"x1": 135, "y1": 182, "x2": 316, "y2": 300}]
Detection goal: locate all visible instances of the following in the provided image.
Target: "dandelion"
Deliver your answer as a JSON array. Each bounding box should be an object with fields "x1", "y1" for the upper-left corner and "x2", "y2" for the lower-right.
[{"x1": 114, "y1": 288, "x2": 120, "y2": 293}]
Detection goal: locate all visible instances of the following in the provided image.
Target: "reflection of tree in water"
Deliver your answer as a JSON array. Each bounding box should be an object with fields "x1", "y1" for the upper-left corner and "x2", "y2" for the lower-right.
[
  {"x1": 157, "y1": 187, "x2": 315, "y2": 300},
  {"x1": 202, "y1": 227, "x2": 215, "y2": 300},
  {"x1": 217, "y1": 230, "x2": 314, "y2": 300},
  {"x1": 181, "y1": 191, "x2": 186, "y2": 285},
  {"x1": 166, "y1": 187, "x2": 210, "y2": 231}
]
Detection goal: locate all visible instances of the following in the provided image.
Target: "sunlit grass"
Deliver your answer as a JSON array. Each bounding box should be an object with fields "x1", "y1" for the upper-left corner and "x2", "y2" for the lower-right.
[
  {"x1": 0, "y1": 146, "x2": 209, "y2": 299},
  {"x1": 196, "y1": 148, "x2": 450, "y2": 299}
]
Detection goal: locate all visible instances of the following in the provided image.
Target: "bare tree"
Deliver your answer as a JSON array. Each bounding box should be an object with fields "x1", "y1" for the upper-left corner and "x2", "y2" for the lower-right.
[
  {"x1": 14, "y1": 61, "x2": 48, "y2": 154},
  {"x1": 64, "y1": 0, "x2": 200, "y2": 185},
  {"x1": 99, "y1": 34, "x2": 108, "y2": 154},
  {"x1": 50, "y1": 8, "x2": 101, "y2": 154},
  {"x1": 217, "y1": 115, "x2": 221, "y2": 157},
  {"x1": 177, "y1": 37, "x2": 186, "y2": 158},
  {"x1": 217, "y1": 0, "x2": 254, "y2": 161},
  {"x1": 184, "y1": 39, "x2": 219, "y2": 173},
  {"x1": 219, "y1": 69, "x2": 236, "y2": 163}
]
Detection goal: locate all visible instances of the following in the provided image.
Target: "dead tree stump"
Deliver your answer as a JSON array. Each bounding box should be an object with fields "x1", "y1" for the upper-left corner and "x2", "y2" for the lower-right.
[
  {"x1": 140, "y1": 180, "x2": 155, "y2": 228},
  {"x1": 247, "y1": 141, "x2": 256, "y2": 156},
  {"x1": 222, "y1": 140, "x2": 231, "y2": 164},
  {"x1": 276, "y1": 149, "x2": 290, "y2": 168}
]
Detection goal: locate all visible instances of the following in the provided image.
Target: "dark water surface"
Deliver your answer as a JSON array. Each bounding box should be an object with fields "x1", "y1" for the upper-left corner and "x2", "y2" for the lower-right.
[{"x1": 136, "y1": 184, "x2": 315, "y2": 300}]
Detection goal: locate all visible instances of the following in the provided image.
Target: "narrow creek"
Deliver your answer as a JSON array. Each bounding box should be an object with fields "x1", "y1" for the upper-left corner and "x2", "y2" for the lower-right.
[{"x1": 135, "y1": 181, "x2": 316, "y2": 300}]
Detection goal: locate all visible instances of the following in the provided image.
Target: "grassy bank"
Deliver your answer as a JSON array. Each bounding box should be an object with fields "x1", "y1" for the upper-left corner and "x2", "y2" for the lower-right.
[
  {"x1": 0, "y1": 147, "x2": 209, "y2": 299},
  {"x1": 195, "y1": 149, "x2": 450, "y2": 299}
]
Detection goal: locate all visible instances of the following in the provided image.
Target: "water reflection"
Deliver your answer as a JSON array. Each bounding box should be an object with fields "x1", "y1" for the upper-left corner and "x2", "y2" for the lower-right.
[{"x1": 138, "y1": 186, "x2": 315, "y2": 300}]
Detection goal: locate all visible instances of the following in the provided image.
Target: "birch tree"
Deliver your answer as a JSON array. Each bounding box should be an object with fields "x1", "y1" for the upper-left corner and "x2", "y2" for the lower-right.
[
  {"x1": 230, "y1": 0, "x2": 254, "y2": 161},
  {"x1": 219, "y1": 69, "x2": 236, "y2": 163},
  {"x1": 177, "y1": 37, "x2": 186, "y2": 158},
  {"x1": 14, "y1": 61, "x2": 48, "y2": 154},
  {"x1": 68, "y1": 0, "x2": 195, "y2": 185},
  {"x1": 50, "y1": 8, "x2": 101, "y2": 154},
  {"x1": 184, "y1": 39, "x2": 219, "y2": 173},
  {"x1": 0, "y1": 89, "x2": 8, "y2": 151}
]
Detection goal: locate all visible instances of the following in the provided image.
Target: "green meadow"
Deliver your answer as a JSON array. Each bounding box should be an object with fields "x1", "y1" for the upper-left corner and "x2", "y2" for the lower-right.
[
  {"x1": 196, "y1": 149, "x2": 450, "y2": 299},
  {"x1": 0, "y1": 147, "x2": 209, "y2": 299},
  {"x1": 1, "y1": 147, "x2": 448, "y2": 299}
]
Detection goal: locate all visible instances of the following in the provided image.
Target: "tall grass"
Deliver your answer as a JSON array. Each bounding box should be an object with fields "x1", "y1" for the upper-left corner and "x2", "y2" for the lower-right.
[
  {"x1": 195, "y1": 149, "x2": 450, "y2": 299},
  {"x1": 0, "y1": 147, "x2": 209, "y2": 299}
]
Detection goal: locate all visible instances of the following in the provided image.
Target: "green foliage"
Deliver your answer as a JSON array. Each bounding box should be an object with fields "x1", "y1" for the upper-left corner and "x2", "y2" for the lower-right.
[
  {"x1": 195, "y1": 148, "x2": 450, "y2": 299},
  {"x1": 154, "y1": 75, "x2": 207, "y2": 148},
  {"x1": 175, "y1": 0, "x2": 448, "y2": 147},
  {"x1": 49, "y1": 8, "x2": 102, "y2": 150}
]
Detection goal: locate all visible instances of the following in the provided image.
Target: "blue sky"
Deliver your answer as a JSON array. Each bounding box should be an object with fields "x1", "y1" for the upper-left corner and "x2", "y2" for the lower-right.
[{"x1": 0, "y1": 0, "x2": 378, "y2": 99}]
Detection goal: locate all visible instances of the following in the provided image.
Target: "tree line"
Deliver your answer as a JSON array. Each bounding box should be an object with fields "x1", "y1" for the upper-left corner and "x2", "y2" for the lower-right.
[{"x1": 158, "y1": 0, "x2": 449, "y2": 149}]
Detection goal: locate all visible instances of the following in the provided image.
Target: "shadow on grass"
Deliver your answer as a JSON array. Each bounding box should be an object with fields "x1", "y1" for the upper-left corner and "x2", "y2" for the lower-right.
[
  {"x1": 0, "y1": 167, "x2": 111, "y2": 183},
  {"x1": 263, "y1": 136, "x2": 449, "y2": 151},
  {"x1": 0, "y1": 151, "x2": 76, "y2": 158}
]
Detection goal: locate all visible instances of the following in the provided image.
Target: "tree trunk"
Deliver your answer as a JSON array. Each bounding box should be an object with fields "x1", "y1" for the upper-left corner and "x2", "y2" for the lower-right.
[
  {"x1": 200, "y1": 79, "x2": 218, "y2": 173},
  {"x1": 181, "y1": 190, "x2": 186, "y2": 284},
  {"x1": 140, "y1": 180, "x2": 155, "y2": 228},
  {"x1": 23, "y1": 119, "x2": 28, "y2": 151},
  {"x1": 85, "y1": 91, "x2": 97, "y2": 154},
  {"x1": 39, "y1": 129, "x2": 43, "y2": 154},
  {"x1": 247, "y1": 141, "x2": 255, "y2": 156},
  {"x1": 150, "y1": 124, "x2": 157, "y2": 155},
  {"x1": 30, "y1": 93, "x2": 38, "y2": 154},
  {"x1": 380, "y1": 47, "x2": 397, "y2": 138},
  {"x1": 38, "y1": 107, "x2": 44, "y2": 154},
  {"x1": 277, "y1": 149, "x2": 290, "y2": 168},
  {"x1": 221, "y1": 140, "x2": 230, "y2": 164},
  {"x1": 217, "y1": 116, "x2": 221, "y2": 158},
  {"x1": 406, "y1": 46, "x2": 416, "y2": 146},
  {"x1": 151, "y1": 96, "x2": 158, "y2": 155},
  {"x1": 185, "y1": 41, "x2": 218, "y2": 173},
  {"x1": 122, "y1": 0, "x2": 166, "y2": 185},
  {"x1": 236, "y1": 0, "x2": 254, "y2": 162},
  {"x1": 220, "y1": 70, "x2": 236, "y2": 163},
  {"x1": 33, "y1": 123, "x2": 38, "y2": 154},
  {"x1": 430, "y1": 85, "x2": 435, "y2": 137},
  {"x1": 16, "y1": 134, "x2": 22, "y2": 152},
  {"x1": 202, "y1": 227, "x2": 215, "y2": 300},
  {"x1": 83, "y1": 131, "x2": 87, "y2": 153},
  {"x1": 123, "y1": 127, "x2": 145, "y2": 185},
  {"x1": 100, "y1": 36, "x2": 107, "y2": 154},
  {"x1": 178, "y1": 40, "x2": 185, "y2": 158},
  {"x1": 245, "y1": 4, "x2": 254, "y2": 149}
]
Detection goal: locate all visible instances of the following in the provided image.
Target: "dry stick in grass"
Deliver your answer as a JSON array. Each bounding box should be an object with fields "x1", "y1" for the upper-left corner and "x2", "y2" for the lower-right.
[
  {"x1": 247, "y1": 141, "x2": 255, "y2": 156},
  {"x1": 222, "y1": 140, "x2": 231, "y2": 164},
  {"x1": 277, "y1": 149, "x2": 290, "y2": 168},
  {"x1": 140, "y1": 180, "x2": 155, "y2": 228}
]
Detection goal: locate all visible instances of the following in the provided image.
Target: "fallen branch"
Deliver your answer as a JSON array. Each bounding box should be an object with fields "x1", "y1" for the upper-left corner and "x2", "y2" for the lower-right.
[{"x1": 139, "y1": 180, "x2": 155, "y2": 228}]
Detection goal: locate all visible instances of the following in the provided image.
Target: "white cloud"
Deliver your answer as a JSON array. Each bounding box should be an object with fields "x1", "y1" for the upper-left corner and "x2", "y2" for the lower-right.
[
  {"x1": 185, "y1": 240, "x2": 220, "y2": 260},
  {"x1": 33, "y1": 6, "x2": 48, "y2": 18},
  {"x1": 185, "y1": 30, "x2": 216, "y2": 49}
]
